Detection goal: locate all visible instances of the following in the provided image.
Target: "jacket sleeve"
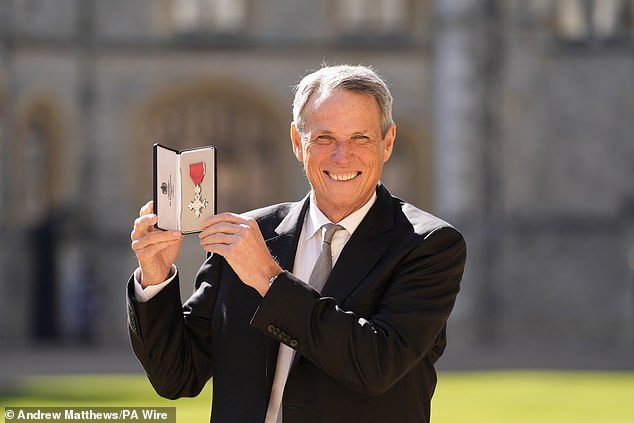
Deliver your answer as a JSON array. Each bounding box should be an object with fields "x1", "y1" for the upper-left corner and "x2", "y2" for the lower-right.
[
  {"x1": 250, "y1": 226, "x2": 466, "y2": 396},
  {"x1": 127, "y1": 255, "x2": 220, "y2": 399}
]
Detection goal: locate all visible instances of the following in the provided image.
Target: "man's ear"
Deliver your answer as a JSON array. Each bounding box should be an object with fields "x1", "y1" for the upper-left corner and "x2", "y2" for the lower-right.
[
  {"x1": 382, "y1": 124, "x2": 396, "y2": 163},
  {"x1": 290, "y1": 122, "x2": 304, "y2": 163}
]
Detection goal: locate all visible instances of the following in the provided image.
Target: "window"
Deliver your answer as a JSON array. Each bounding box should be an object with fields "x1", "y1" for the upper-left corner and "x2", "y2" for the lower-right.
[
  {"x1": 553, "y1": 0, "x2": 631, "y2": 42},
  {"x1": 170, "y1": 0, "x2": 247, "y2": 35},
  {"x1": 591, "y1": 0, "x2": 627, "y2": 38},
  {"x1": 337, "y1": 0, "x2": 410, "y2": 36},
  {"x1": 23, "y1": 121, "x2": 50, "y2": 224},
  {"x1": 12, "y1": 99, "x2": 68, "y2": 226}
]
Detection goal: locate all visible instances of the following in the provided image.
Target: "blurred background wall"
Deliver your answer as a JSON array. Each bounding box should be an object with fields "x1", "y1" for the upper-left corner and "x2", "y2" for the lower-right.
[{"x1": 0, "y1": 0, "x2": 632, "y2": 372}]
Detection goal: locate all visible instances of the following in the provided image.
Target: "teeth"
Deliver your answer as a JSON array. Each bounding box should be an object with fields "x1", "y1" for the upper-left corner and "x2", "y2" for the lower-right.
[{"x1": 329, "y1": 172, "x2": 358, "y2": 181}]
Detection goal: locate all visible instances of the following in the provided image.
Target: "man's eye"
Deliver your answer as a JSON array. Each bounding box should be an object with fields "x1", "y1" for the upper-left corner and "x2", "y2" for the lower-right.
[
  {"x1": 352, "y1": 136, "x2": 371, "y2": 143},
  {"x1": 315, "y1": 135, "x2": 334, "y2": 144}
]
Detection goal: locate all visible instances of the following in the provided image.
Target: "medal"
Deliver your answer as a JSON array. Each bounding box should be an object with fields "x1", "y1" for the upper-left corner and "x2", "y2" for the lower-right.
[{"x1": 188, "y1": 162, "x2": 208, "y2": 218}]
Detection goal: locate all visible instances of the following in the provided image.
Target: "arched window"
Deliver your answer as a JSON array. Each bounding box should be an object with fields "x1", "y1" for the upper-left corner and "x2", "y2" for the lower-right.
[
  {"x1": 15, "y1": 101, "x2": 65, "y2": 225},
  {"x1": 23, "y1": 120, "x2": 50, "y2": 223},
  {"x1": 11, "y1": 97, "x2": 71, "y2": 224}
]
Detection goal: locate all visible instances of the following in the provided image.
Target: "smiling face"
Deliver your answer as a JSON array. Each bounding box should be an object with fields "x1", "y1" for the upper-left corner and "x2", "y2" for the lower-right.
[{"x1": 291, "y1": 89, "x2": 396, "y2": 222}]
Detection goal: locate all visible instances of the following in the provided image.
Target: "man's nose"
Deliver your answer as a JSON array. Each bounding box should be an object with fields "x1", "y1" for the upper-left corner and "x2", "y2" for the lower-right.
[{"x1": 331, "y1": 141, "x2": 353, "y2": 163}]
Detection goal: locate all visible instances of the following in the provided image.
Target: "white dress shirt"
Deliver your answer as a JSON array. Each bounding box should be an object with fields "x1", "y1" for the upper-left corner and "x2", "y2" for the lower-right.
[{"x1": 133, "y1": 192, "x2": 377, "y2": 423}]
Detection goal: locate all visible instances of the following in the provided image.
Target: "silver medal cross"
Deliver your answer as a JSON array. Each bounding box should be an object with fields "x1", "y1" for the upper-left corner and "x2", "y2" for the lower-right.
[{"x1": 188, "y1": 184, "x2": 208, "y2": 218}]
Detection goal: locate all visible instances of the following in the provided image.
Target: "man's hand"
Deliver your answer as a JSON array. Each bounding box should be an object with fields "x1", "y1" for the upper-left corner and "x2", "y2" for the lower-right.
[
  {"x1": 130, "y1": 201, "x2": 183, "y2": 287},
  {"x1": 199, "y1": 213, "x2": 282, "y2": 296}
]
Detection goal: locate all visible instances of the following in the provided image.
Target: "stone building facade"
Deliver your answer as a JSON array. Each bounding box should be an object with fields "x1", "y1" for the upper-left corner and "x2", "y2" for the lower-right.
[{"x1": 0, "y1": 0, "x2": 632, "y2": 367}]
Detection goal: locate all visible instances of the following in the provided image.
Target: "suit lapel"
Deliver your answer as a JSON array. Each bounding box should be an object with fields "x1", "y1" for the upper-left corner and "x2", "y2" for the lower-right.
[
  {"x1": 264, "y1": 195, "x2": 310, "y2": 270},
  {"x1": 321, "y1": 184, "x2": 396, "y2": 304}
]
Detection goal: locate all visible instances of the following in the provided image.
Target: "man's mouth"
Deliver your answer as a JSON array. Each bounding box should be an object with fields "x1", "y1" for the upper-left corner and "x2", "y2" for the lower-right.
[{"x1": 325, "y1": 171, "x2": 360, "y2": 181}]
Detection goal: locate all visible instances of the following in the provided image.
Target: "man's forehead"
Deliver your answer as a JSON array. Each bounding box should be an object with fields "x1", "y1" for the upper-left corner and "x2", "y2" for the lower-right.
[{"x1": 306, "y1": 88, "x2": 376, "y2": 110}]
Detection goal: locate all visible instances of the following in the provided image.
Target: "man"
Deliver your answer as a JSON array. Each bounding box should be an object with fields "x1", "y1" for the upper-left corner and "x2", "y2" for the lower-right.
[{"x1": 128, "y1": 65, "x2": 466, "y2": 423}]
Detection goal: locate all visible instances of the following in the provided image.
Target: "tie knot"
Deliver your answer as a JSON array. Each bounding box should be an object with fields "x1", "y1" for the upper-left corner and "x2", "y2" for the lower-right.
[{"x1": 321, "y1": 223, "x2": 343, "y2": 245}]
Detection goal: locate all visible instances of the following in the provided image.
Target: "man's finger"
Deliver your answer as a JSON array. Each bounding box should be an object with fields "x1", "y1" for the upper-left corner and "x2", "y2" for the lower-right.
[
  {"x1": 201, "y1": 212, "x2": 251, "y2": 229},
  {"x1": 132, "y1": 229, "x2": 181, "y2": 250},
  {"x1": 198, "y1": 221, "x2": 250, "y2": 241},
  {"x1": 132, "y1": 214, "x2": 159, "y2": 240},
  {"x1": 134, "y1": 237, "x2": 182, "y2": 261},
  {"x1": 199, "y1": 231, "x2": 237, "y2": 247},
  {"x1": 140, "y1": 200, "x2": 154, "y2": 217}
]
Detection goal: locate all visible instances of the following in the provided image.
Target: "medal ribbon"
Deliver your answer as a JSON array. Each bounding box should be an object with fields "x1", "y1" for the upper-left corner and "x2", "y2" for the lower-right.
[{"x1": 189, "y1": 162, "x2": 205, "y2": 185}]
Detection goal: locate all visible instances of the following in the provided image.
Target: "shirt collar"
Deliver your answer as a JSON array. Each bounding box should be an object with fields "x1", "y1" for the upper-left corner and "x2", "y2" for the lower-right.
[{"x1": 305, "y1": 191, "x2": 377, "y2": 240}]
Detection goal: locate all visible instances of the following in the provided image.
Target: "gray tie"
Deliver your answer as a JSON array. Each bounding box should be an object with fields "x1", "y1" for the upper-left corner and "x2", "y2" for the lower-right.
[{"x1": 309, "y1": 223, "x2": 343, "y2": 293}]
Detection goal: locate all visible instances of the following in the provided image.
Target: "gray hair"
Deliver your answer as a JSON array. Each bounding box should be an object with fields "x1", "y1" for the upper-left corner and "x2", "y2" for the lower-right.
[{"x1": 292, "y1": 65, "x2": 394, "y2": 137}]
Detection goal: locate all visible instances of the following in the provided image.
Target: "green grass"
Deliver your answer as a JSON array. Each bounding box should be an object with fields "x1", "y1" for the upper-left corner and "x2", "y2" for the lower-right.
[
  {"x1": 1, "y1": 371, "x2": 633, "y2": 422},
  {"x1": 433, "y1": 371, "x2": 634, "y2": 423}
]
